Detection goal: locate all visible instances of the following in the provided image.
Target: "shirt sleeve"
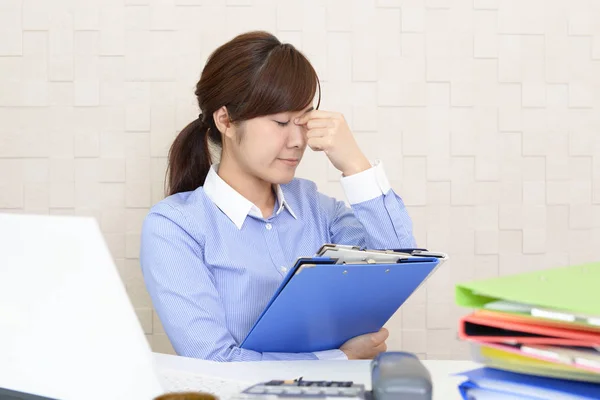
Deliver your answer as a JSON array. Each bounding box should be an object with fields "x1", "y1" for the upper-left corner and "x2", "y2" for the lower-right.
[
  {"x1": 140, "y1": 205, "x2": 333, "y2": 362},
  {"x1": 319, "y1": 160, "x2": 417, "y2": 249},
  {"x1": 313, "y1": 349, "x2": 349, "y2": 360}
]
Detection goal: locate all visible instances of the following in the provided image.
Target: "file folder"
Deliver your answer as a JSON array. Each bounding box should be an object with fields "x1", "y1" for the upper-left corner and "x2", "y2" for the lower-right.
[
  {"x1": 459, "y1": 310, "x2": 600, "y2": 347},
  {"x1": 468, "y1": 342, "x2": 600, "y2": 383},
  {"x1": 240, "y1": 247, "x2": 446, "y2": 353},
  {"x1": 457, "y1": 367, "x2": 600, "y2": 400},
  {"x1": 518, "y1": 345, "x2": 600, "y2": 373},
  {"x1": 468, "y1": 341, "x2": 600, "y2": 376},
  {"x1": 455, "y1": 262, "x2": 600, "y2": 325}
]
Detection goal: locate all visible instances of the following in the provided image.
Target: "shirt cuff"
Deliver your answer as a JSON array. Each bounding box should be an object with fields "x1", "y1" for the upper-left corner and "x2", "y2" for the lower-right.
[
  {"x1": 313, "y1": 349, "x2": 348, "y2": 360},
  {"x1": 339, "y1": 160, "x2": 392, "y2": 205}
]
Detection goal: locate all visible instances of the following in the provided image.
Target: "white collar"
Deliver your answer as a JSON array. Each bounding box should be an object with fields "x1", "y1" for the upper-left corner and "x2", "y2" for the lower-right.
[{"x1": 203, "y1": 164, "x2": 297, "y2": 229}]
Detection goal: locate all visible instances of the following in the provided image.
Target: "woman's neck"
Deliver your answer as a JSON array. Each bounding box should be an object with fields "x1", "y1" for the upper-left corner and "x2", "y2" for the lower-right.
[{"x1": 217, "y1": 157, "x2": 275, "y2": 218}]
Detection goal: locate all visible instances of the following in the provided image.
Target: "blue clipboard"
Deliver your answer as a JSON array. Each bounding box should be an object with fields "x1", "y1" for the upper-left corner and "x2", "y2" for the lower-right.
[{"x1": 240, "y1": 250, "x2": 443, "y2": 353}]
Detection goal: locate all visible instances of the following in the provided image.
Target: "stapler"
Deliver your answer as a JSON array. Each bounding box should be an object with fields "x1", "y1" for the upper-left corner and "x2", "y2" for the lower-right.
[{"x1": 370, "y1": 352, "x2": 433, "y2": 400}]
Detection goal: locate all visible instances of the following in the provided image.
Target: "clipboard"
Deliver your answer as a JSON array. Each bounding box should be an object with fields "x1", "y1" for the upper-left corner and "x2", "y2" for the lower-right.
[
  {"x1": 315, "y1": 244, "x2": 447, "y2": 264},
  {"x1": 240, "y1": 246, "x2": 447, "y2": 354}
]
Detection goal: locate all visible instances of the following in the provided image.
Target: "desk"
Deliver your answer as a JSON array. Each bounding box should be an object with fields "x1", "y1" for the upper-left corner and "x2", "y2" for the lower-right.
[{"x1": 153, "y1": 353, "x2": 478, "y2": 400}]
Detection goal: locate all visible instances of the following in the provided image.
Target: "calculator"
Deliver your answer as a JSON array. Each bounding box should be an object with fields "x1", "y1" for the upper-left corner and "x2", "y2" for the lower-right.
[{"x1": 233, "y1": 378, "x2": 367, "y2": 399}]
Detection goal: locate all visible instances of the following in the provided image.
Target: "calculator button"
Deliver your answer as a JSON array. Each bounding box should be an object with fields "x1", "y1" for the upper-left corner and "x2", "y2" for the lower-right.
[
  {"x1": 283, "y1": 387, "x2": 302, "y2": 395},
  {"x1": 340, "y1": 388, "x2": 360, "y2": 396},
  {"x1": 322, "y1": 387, "x2": 341, "y2": 395},
  {"x1": 265, "y1": 387, "x2": 284, "y2": 394},
  {"x1": 302, "y1": 387, "x2": 322, "y2": 395}
]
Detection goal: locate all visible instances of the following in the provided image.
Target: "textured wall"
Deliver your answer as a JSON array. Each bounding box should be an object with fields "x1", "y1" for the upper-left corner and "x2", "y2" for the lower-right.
[{"x1": 1, "y1": 0, "x2": 599, "y2": 360}]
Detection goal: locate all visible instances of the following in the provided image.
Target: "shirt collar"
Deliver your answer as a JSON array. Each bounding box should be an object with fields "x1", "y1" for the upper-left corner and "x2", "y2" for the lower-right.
[{"x1": 203, "y1": 164, "x2": 297, "y2": 229}]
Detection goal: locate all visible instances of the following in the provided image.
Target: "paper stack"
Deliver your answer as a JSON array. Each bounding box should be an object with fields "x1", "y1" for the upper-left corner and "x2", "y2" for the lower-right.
[{"x1": 453, "y1": 261, "x2": 600, "y2": 399}]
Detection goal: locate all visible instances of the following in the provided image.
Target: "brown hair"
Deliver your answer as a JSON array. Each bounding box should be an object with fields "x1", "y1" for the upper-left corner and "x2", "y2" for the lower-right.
[{"x1": 166, "y1": 31, "x2": 321, "y2": 196}]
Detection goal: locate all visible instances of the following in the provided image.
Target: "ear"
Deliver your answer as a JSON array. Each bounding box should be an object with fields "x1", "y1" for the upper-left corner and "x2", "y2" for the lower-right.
[{"x1": 212, "y1": 106, "x2": 233, "y2": 138}]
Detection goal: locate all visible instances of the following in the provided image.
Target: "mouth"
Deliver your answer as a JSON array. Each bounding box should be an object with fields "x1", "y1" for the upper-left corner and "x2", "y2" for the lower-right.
[{"x1": 278, "y1": 158, "x2": 300, "y2": 167}]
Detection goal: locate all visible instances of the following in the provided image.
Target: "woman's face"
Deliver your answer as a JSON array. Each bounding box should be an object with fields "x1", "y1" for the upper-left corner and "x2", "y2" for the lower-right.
[{"x1": 226, "y1": 106, "x2": 313, "y2": 184}]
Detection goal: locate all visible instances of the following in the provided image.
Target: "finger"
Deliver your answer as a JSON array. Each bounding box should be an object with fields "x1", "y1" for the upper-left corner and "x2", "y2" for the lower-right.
[
  {"x1": 370, "y1": 328, "x2": 389, "y2": 346},
  {"x1": 374, "y1": 342, "x2": 387, "y2": 354},
  {"x1": 306, "y1": 119, "x2": 333, "y2": 130},
  {"x1": 307, "y1": 136, "x2": 332, "y2": 152},
  {"x1": 294, "y1": 110, "x2": 338, "y2": 125},
  {"x1": 365, "y1": 343, "x2": 388, "y2": 360},
  {"x1": 306, "y1": 128, "x2": 330, "y2": 139},
  {"x1": 375, "y1": 327, "x2": 389, "y2": 341}
]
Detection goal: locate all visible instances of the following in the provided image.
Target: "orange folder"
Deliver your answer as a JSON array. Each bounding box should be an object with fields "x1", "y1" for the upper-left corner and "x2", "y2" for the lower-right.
[{"x1": 459, "y1": 310, "x2": 600, "y2": 347}]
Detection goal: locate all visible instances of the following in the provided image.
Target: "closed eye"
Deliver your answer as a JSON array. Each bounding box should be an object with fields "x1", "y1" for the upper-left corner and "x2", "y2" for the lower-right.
[{"x1": 275, "y1": 120, "x2": 289, "y2": 127}]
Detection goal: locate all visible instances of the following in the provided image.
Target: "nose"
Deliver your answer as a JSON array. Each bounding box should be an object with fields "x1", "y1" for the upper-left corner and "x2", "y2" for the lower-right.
[{"x1": 287, "y1": 121, "x2": 307, "y2": 149}]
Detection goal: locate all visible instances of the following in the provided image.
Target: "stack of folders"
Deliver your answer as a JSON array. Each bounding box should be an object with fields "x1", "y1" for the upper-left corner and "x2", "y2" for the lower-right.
[{"x1": 453, "y1": 261, "x2": 600, "y2": 399}]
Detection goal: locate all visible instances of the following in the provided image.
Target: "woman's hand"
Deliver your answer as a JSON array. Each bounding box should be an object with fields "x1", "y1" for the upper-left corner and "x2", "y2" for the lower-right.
[
  {"x1": 340, "y1": 328, "x2": 389, "y2": 360},
  {"x1": 294, "y1": 110, "x2": 371, "y2": 176}
]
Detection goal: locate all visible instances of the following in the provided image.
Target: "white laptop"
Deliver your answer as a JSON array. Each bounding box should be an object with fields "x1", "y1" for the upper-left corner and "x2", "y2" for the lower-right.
[{"x1": 0, "y1": 213, "x2": 164, "y2": 400}]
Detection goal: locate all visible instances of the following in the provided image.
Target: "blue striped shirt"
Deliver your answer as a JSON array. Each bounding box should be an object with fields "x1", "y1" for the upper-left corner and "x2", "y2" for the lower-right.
[{"x1": 140, "y1": 162, "x2": 416, "y2": 362}]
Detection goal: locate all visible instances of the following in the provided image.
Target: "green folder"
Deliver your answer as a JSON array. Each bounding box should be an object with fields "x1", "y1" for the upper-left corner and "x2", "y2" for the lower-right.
[{"x1": 455, "y1": 261, "x2": 600, "y2": 317}]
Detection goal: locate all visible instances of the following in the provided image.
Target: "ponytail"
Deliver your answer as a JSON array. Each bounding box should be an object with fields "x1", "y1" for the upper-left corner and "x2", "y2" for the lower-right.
[{"x1": 166, "y1": 115, "x2": 218, "y2": 196}]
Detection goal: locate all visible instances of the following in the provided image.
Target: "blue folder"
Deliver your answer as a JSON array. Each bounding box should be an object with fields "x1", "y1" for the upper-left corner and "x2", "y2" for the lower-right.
[
  {"x1": 457, "y1": 367, "x2": 600, "y2": 400},
  {"x1": 240, "y1": 251, "x2": 442, "y2": 353}
]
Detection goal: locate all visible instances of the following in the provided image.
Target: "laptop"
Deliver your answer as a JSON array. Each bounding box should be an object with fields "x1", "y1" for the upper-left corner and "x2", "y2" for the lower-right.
[{"x1": 0, "y1": 213, "x2": 164, "y2": 400}]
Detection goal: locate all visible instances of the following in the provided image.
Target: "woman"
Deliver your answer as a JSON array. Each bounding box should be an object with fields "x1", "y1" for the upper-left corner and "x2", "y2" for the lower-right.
[{"x1": 140, "y1": 31, "x2": 417, "y2": 362}]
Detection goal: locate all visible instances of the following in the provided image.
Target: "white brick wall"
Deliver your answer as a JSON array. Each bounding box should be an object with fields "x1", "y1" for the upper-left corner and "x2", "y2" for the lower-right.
[{"x1": 1, "y1": 0, "x2": 599, "y2": 360}]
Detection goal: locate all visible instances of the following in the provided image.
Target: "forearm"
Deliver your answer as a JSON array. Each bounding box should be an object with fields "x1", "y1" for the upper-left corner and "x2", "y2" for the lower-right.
[
  {"x1": 334, "y1": 161, "x2": 417, "y2": 249},
  {"x1": 176, "y1": 340, "x2": 346, "y2": 362},
  {"x1": 350, "y1": 193, "x2": 417, "y2": 249}
]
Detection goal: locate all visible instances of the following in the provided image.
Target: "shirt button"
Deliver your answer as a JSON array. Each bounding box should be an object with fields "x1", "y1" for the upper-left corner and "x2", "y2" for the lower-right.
[
  {"x1": 281, "y1": 266, "x2": 288, "y2": 273},
  {"x1": 265, "y1": 223, "x2": 272, "y2": 230}
]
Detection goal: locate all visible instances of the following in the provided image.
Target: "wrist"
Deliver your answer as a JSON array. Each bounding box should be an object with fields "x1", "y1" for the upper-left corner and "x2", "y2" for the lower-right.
[
  {"x1": 341, "y1": 155, "x2": 371, "y2": 177},
  {"x1": 340, "y1": 348, "x2": 355, "y2": 360}
]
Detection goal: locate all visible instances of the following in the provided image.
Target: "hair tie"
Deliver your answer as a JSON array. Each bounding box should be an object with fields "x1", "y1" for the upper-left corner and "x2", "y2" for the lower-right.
[{"x1": 197, "y1": 112, "x2": 208, "y2": 129}]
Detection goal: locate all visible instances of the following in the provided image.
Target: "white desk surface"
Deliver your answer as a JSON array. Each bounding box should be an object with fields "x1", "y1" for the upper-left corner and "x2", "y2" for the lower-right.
[{"x1": 153, "y1": 352, "x2": 478, "y2": 400}]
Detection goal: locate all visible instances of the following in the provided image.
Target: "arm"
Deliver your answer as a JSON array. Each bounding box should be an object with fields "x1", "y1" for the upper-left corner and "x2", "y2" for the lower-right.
[
  {"x1": 294, "y1": 110, "x2": 416, "y2": 250},
  {"x1": 320, "y1": 161, "x2": 417, "y2": 250},
  {"x1": 140, "y1": 205, "x2": 345, "y2": 361}
]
